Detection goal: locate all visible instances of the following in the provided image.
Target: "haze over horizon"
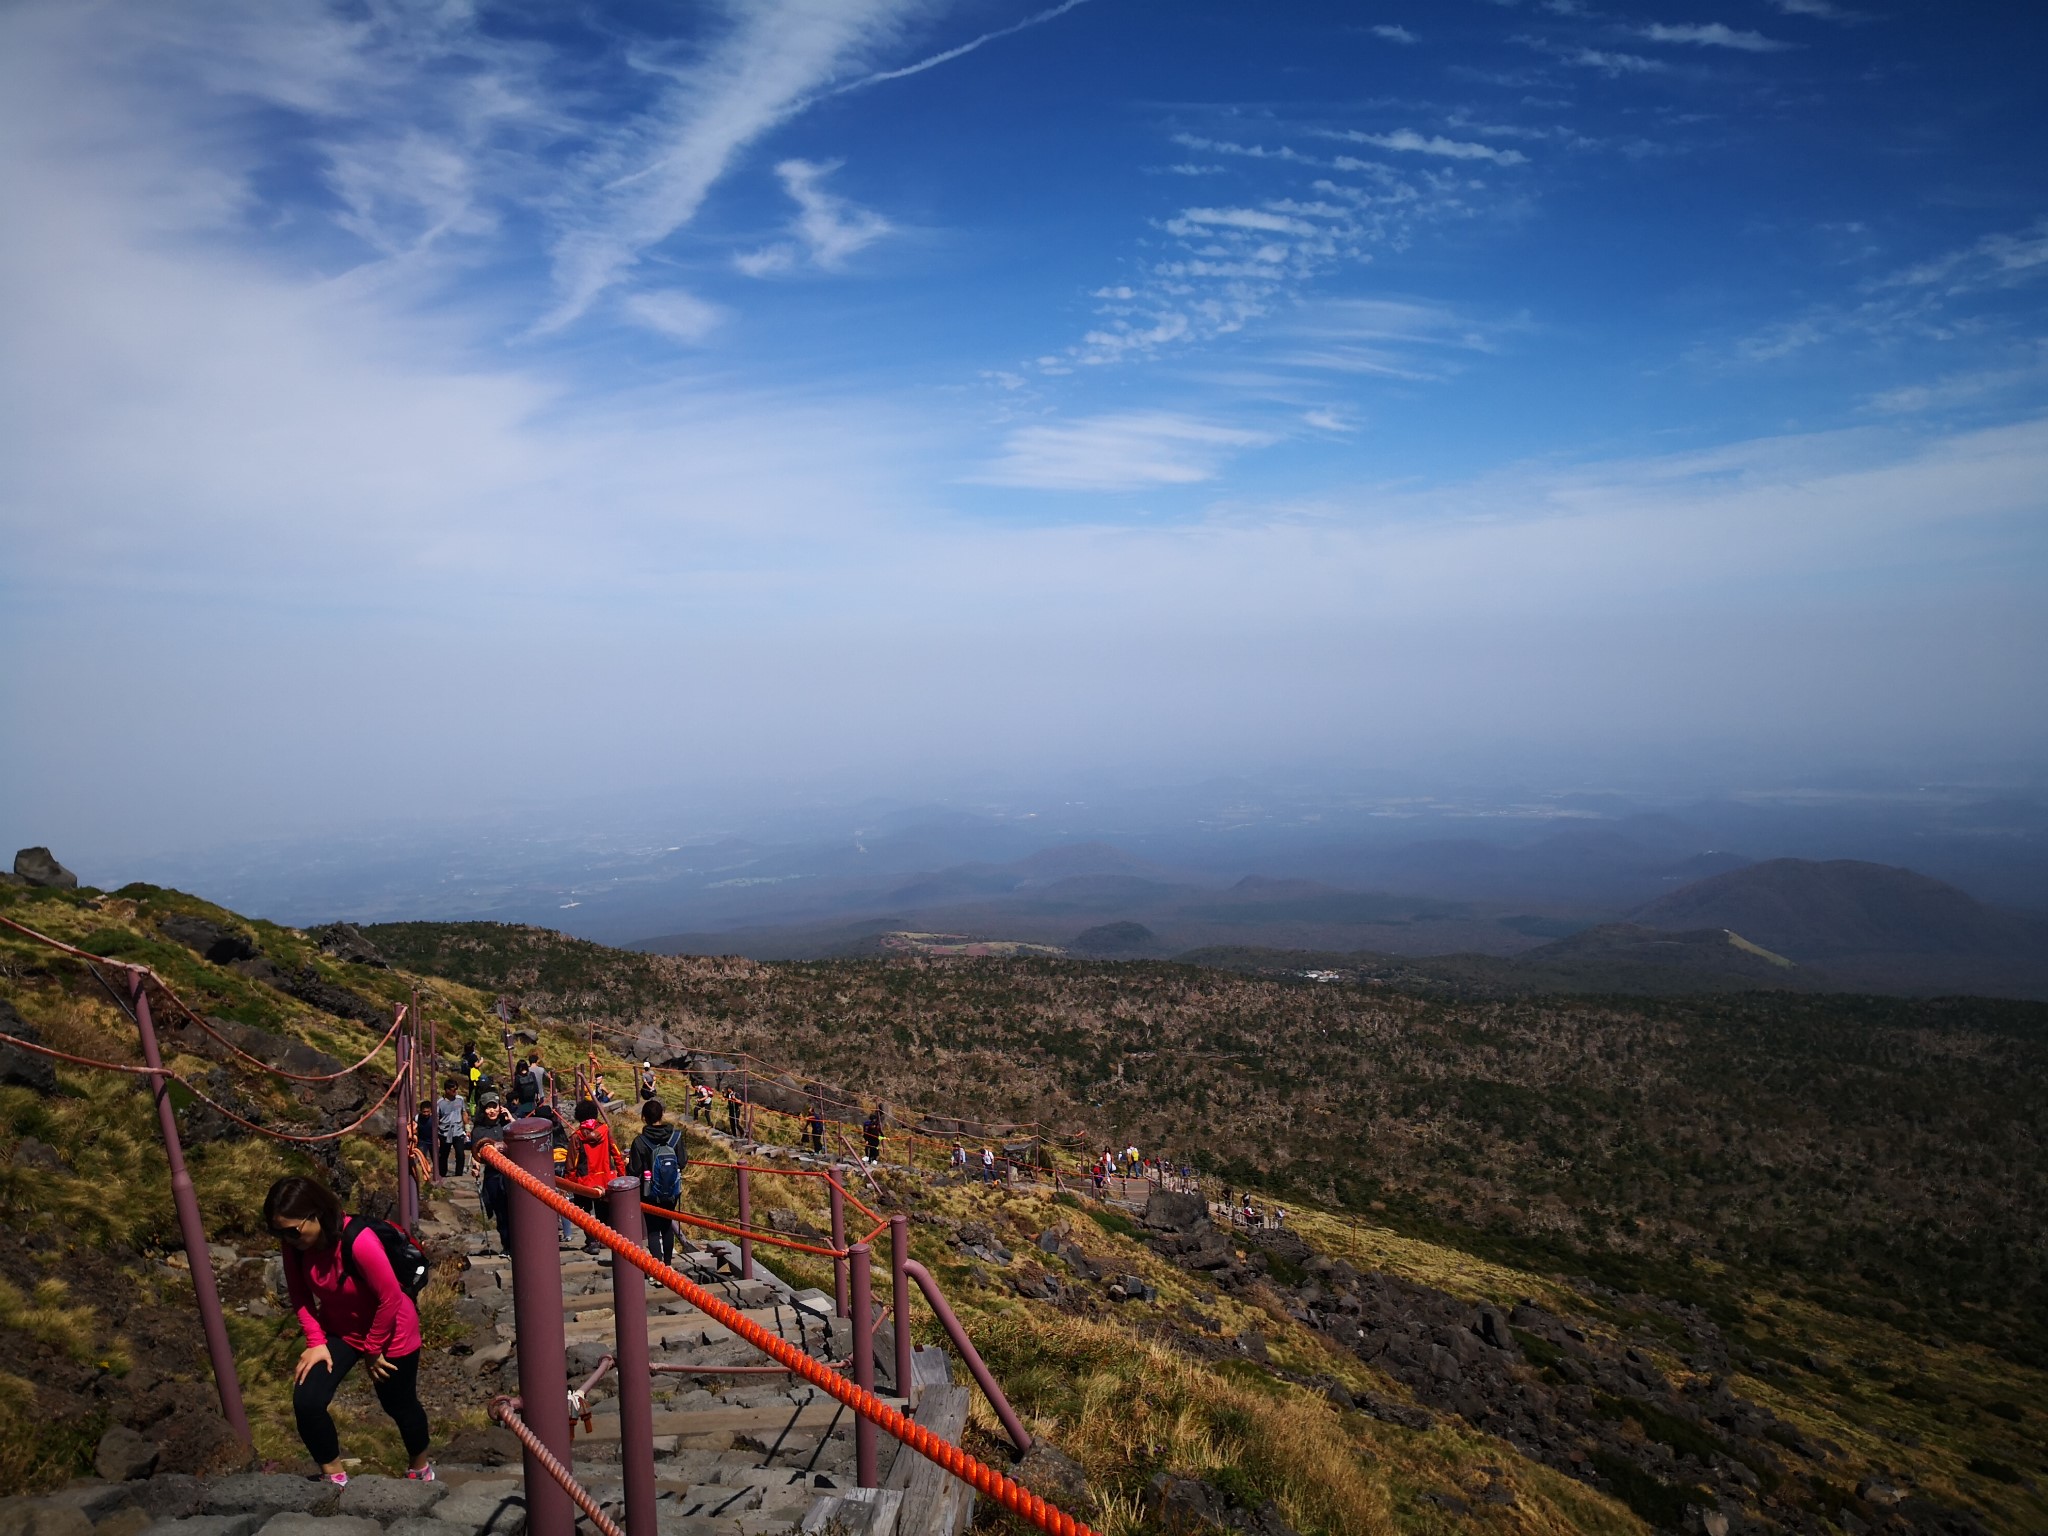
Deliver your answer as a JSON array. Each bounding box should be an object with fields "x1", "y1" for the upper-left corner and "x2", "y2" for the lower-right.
[{"x1": 4, "y1": 0, "x2": 2046, "y2": 869}]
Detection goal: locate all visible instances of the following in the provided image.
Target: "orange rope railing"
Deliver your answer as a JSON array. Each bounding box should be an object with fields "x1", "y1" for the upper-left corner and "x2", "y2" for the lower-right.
[
  {"x1": 480, "y1": 1144, "x2": 1098, "y2": 1536},
  {"x1": 0, "y1": 913, "x2": 406, "y2": 1083}
]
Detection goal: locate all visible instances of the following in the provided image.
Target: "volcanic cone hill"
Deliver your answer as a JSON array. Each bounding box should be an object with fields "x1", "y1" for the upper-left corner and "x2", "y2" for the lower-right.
[{"x1": 1630, "y1": 859, "x2": 2048, "y2": 995}]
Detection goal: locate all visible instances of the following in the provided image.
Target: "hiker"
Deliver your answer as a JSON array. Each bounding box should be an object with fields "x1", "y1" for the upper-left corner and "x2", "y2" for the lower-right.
[
  {"x1": 264, "y1": 1176, "x2": 431, "y2": 1485},
  {"x1": 695, "y1": 1081, "x2": 716, "y2": 1124},
  {"x1": 434, "y1": 1079, "x2": 470, "y2": 1177},
  {"x1": 638, "y1": 1061, "x2": 658, "y2": 1102},
  {"x1": 981, "y1": 1146, "x2": 997, "y2": 1184},
  {"x1": 593, "y1": 1073, "x2": 617, "y2": 1107},
  {"x1": 569, "y1": 1097, "x2": 624, "y2": 1254},
  {"x1": 460, "y1": 1040, "x2": 480, "y2": 1076},
  {"x1": 863, "y1": 1104, "x2": 884, "y2": 1164},
  {"x1": 724, "y1": 1086, "x2": 743, "y2": 1138},
  {"x1": 629, "y1": 1098, "x2": 687, "y2": 1266},
  {"x1": 470, "y1": 1095, "x2": 514, "y2": 1254},
  {"x1": 509, "y1": 1050, "x2": 542, "y2": 1114},
  {"x1": 807, "y1": 1105, "x2": 827, "y2": 1154},
  {"x1": 951, "y1": 1143, "x2": 968, "y2": 1175}
]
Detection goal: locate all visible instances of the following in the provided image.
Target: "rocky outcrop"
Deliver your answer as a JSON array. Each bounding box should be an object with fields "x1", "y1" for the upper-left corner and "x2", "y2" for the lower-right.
[
  {"x1": 158, "y1": 916, "x2": 257, "y2": 966},
  {"x1": 308, "y1": 924, "x2": 390, "y2": 970},
  {"x1": 0, "y1": 999, "x2": 59, "y2": 1093},
  {"x1": 12, "y1": 847, "x2": 78, "y2": 889}
]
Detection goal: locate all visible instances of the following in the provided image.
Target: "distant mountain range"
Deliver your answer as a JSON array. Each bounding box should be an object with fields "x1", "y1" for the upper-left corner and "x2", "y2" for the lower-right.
[{"x1": 641, "y1": 853, "x2": 2048, "y2": 999}]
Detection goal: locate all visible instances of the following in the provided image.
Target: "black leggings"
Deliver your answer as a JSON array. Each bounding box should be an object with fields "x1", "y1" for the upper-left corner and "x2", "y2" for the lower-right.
[
  {"x1": 294, "y1": 1339, "x2": 429, "y2": 1465},
  {"x1": 644, "y1": 1214, "x2": 675, "y2": 1266}
]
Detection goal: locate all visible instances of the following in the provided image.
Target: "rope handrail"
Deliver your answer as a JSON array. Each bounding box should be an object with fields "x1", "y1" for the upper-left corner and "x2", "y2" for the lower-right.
[
  {"x1": 0, "y1": 913, "x2": 407, "y2": 1083},
  {"x1": 480, "y1": 1144, "x2": 1100, "y2": 1536},
  {"x1": 0, "y1": 1024, "x2": 408, "y2": 1144},
  {"x1": 551, "y1": 1172, "x2": 852, "y2": 1259},
  {"x1": 488, "y1": 1396, "x2": 627, "y2": 1536}
]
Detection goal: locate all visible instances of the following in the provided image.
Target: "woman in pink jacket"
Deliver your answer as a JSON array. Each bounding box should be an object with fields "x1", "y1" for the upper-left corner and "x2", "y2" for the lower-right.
[{"x1": 264, "y1": 1177, "x2": 432, "y2": 1484}]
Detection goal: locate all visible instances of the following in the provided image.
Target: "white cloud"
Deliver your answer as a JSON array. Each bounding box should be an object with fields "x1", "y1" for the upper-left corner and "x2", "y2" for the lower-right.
[
  {"x1": 1371, "y1": 25, "x2": 1418, "y2": 44},
  {"x1": 832, "y1": 0, "x2": 1096, "y2": 94},
  {"x1": 1554, "y1": 46, "x2": 1668, "y2": 74},
  {"x1": 1303, "y1": 409, "x2": 1355, "y2": 431},
  {"x1": 738, "y1": 158, "x2": 892, "y2": 276},
  {"x1": 539, "y1": 0, "x2": 935, "y2": 329},
  {"x1": 1163, "y1": 206, "x2": 1320, "y2": 238},
  {"x1": 1333, "y1": 129, "x2": 1528, "y2": 166},
  {"x1": 624, "y1": 288, "x2": 728, "y2": 342},
  {"x1": 972, "y1": 412, "x2": 1275, "y2": 490},
  {"x1": 1638, "y1": 22, "x2": 1795, "y2": 52},
  {"x1": 1768, "y1": 0, "x2": 1860, "y2": 19}
]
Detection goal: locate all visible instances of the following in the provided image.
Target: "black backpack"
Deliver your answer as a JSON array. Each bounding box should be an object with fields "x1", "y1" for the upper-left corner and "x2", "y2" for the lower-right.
[{"x1": 340, "y1": 1215, "x2": 432, "y2": 1299}]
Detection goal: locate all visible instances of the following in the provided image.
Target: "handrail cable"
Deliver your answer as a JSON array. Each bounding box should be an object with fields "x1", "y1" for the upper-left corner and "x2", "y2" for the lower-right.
[{"x1": 479, "y1": 1143, "x2": 1100, "y2": 1536}]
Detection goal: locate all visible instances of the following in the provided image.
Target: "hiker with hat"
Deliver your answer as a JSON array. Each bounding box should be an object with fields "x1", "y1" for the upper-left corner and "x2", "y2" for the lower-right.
[
  {"x1": 470, "y1": 1094, "x2": 515, "y2": 1255},
  {"x1": 638, "y1": 1061, "x2": 657, "y2": 1102}
]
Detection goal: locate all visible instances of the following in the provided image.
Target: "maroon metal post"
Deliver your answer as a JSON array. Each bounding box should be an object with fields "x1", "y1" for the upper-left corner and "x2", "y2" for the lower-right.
[
  {"x1": 902, "y1": 1260, "x2": 1032, "y2": 1455},
  {"x1": 130, "y1": 974, "x2": 250, "y2": 1446},
  {"x1": 889, "y1": 1213, "x2": 913, "y2": 1403},
  {"x1": 505, "y1": 1124, "x2": 577, "y2": 1536},
  {"x1": 605, "y1": 1177, "x2": 657, "y2": 1536},
  {"x1": 736, "y1": 1167, "x2": 753, "y2": 1279},
  {"x1": 829, "y1": 1178, "x2": 848, "y2": 1318},
  {"x1": 396, "y1": 1015, "x2": 417, "y2": 1230},
  {"x1": 850, "y1": 1242, "x2": 876, "y2": 1487}
]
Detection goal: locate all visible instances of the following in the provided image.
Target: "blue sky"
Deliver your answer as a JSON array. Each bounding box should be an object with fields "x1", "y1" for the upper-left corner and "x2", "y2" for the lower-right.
[{"x1": 2, "y1": 0, "x2": 2045, "y2": 857}]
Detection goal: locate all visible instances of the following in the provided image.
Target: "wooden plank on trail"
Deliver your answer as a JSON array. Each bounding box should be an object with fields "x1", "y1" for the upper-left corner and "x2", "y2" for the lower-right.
[
  {"x1": 574, "y1": 1396, "x2": 908, "y2": 1445},
  {"x1": 882, "y1": 1385, "x2": 973, "y2": 1536},
  {"x1": 801, "y1": 1487, "x2": 903, "y2": 1536}
]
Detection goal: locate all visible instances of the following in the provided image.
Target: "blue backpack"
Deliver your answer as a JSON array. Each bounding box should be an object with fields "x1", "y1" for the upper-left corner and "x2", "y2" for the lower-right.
[{"x1": 647, "y1": 1128, "x2": 685, "y2": 1208}]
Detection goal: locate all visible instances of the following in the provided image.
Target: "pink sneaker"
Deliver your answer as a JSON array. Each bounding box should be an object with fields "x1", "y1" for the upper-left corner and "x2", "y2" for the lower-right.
[
  {"x1": 406, "y1": 1465, "x2": 436, "y2": 1482},
  {"x1": 323, "y1": 1471, "x2": 349, "y2": 1487}
]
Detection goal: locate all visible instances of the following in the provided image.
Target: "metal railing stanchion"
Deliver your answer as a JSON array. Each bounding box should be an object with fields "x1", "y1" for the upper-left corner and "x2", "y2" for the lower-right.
[
  {"x1": 507, "y1": 1118, "x2": 578, "y2": 1536},
  {"x1": 130, "y1": 974, "x2": 251, "y2": 1446},
  {"x1": 737, "y1": 1166, "x2": 754, "y2": 1279},
  {"x1": 830, "y1": 1178, "x2": 848, "y2": 1318},
  {"x1": 890, "y1": 1213, "x2": 912, "y2": 1403},
  {"x1": 851, "y1": 1241, "x2": 876, "y2": 1487},
  {"x1": 606, "y1": 1177, "x2": 658, "y2": 1536}
]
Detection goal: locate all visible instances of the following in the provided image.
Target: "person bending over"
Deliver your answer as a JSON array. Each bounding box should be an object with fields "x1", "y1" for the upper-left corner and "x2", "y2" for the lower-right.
[{"x1": 265, "y1": 1176, "x2": 431, "y2": 1485}]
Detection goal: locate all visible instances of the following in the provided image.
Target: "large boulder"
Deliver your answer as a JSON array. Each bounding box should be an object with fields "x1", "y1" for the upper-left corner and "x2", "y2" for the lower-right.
[
  {"x1": 158, "y1": 916, "x2": 257, "y2": 966},
  {"x1": 1142, "y1": 1188, "x2": 1209, "y2": 1234},
  {"x1": 95, "y1": 1423, "x2": 162, "y2": 1481},
  {"x1": 13, "y1": 848, "x2": 78, "y2": 889},
  {"x1": 308, "y1": 923, "x2": 389, "y2": 969},
  {"x1": 0, "y1": 1000, "x2": 58, "y2": 1094}
]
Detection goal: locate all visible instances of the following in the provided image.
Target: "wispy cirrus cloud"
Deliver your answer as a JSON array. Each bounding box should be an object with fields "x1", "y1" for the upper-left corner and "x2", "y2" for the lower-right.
[
  {"x1": 1371, "y1": 25, "x2": 1418, "y2": 44},
  {"x1": 736, "y1": 158, "x2": 893, "y2": 276},
  {"x1": 540, "y1": 0, "x2": 936, "y2": 329},
  {"x1": 1327, "y1": 128, "x2": 1529, "y2": 166},
  {"x1": 1728, "y1": 219, "x2": 2048, "y2": 365},
  {"x1": 1638, "y1": 22, "x2": 1795, "y2": 52},
  {"x1": 973, "y1": 411, "x2": 1275, "y2": 490},
  {"x1": 1768, "y1": 0, "x2": 1862, "y2": 19}
]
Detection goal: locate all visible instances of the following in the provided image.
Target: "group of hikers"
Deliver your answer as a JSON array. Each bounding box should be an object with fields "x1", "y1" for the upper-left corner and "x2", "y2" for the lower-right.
[{"x1": 283, "y1": 1033, "x2": 1271, "y2": 1485}]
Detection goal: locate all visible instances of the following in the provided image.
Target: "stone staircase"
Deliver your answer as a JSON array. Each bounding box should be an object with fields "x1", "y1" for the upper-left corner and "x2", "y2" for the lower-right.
[
  {"x1": 0, "y1": 1161, "x2": 982, "y2": 1536},
  {"x1": 416, "y1": 1169, "x2": 971, "y2": 1536}
]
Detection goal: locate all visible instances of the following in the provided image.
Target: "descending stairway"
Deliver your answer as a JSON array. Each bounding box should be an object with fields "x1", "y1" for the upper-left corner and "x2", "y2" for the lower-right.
[{"x1": 420, "y1": 1170, "x2": 974, "y2": 1536}]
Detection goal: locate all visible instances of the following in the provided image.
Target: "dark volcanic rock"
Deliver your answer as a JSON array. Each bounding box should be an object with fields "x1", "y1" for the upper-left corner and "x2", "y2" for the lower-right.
[
  {"x1": 1145, "y1": 1474, "x2": 1297, "y2": 1536},
  {"x1": 13, "y1": 847, "x2": 78, "y2": 889},
  {"x1": 1142, "y1": 1188, "x2": 1209, "y2": 1233},
  {"x1": 0, "y1": 1000, "x2": 58, "y2": 1093},
  {"x1": 308, "y1": 923, "x2": 390, "y2": 969},
  {"x1": 158, "y1": 915, "x2": 257, "y2": 966}
]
